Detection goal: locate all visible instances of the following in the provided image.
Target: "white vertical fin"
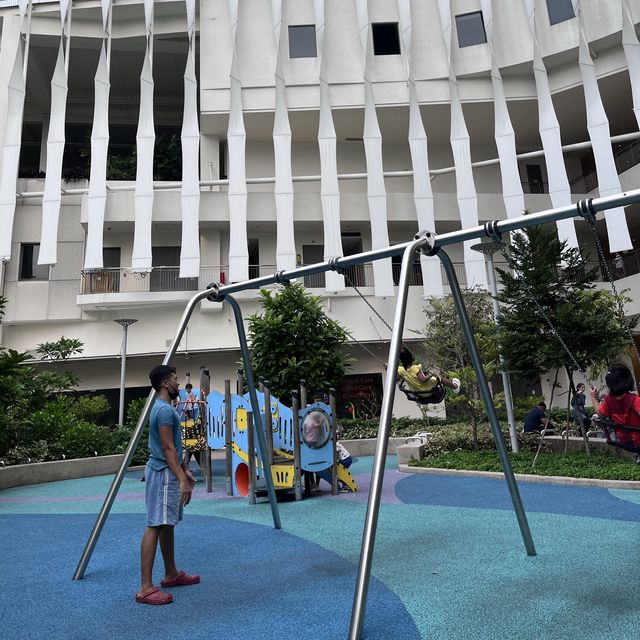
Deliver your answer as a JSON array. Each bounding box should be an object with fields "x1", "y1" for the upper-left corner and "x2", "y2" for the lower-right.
[
  {"x1": 576, "y1": 8, "x2": 632, "y2": 252},
  {"x1": 131, "y1": 2, "x2": 155, "y2": 271},
  {"x1": 85, "y1": 2, "x2": 112, "y2": 270},
  {"x1": 526, "y1": 4, "x2": 578, "y2": 248},
  {"x1": 317, "y1": 2, "x2": 344, "y2": 293},
  {"x1": 179, "y1": 0, "x2": 200, "y2": 279}
]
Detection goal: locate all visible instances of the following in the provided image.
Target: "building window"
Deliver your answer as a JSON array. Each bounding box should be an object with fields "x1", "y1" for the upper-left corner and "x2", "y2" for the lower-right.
[
  {"x1": 19, "y1": 244, "x2": 49, "y2": 280},
  {"x1": 288, "y1": 25, "x2": 317, "y2": 58},
  {"x1": 545, "y1": 0, "x2": 575, "y2": 25},
  {"x1": 372, "y1": 22, "x2": 401, "y2": 55},
  {"x1": 455, "y1": 12, "x2": 487, "y2": 48}
]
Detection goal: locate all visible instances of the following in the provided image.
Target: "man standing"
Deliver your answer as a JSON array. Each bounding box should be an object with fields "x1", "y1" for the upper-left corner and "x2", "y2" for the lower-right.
[{"x1": 136, "y1": 365, "x2": 200, "y2": 605}]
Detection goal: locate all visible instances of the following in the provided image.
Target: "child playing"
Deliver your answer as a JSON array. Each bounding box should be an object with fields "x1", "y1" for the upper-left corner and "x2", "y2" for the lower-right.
[
  {"x1": 183, "y1": 383, "x2": 197, "y2": 420},
  {"x1": 397, "y1": 346, "x2": 460, "y2": 404},
  {"x1": 591, "y1": 362, "x2": 640, "y2": 452}
]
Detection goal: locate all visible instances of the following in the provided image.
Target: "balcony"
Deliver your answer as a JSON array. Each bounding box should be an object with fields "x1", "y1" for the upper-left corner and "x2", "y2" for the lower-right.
[{"x1": 76, "y1": 253, "x2": 632, "y2": 310}]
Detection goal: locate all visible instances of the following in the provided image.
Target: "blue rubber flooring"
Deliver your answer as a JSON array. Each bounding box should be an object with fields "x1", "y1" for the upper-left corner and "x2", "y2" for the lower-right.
[{"x1": 1, "y1": 456, "x2": 640, "y2": 640}]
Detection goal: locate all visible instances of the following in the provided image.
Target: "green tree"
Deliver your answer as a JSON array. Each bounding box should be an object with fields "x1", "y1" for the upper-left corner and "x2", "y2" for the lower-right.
[
  {"x1": 421, "y1": 288, "x2": 500, "y2": 448},
  {"x1": 247, "y1": 283, "x2": 350, "y2": 401},
  {"x1": 496, "y1": 226, "x2": 636, "y2": 407}
]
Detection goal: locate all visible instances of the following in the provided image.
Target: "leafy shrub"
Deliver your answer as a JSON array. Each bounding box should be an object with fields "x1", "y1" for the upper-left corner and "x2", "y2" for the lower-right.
[
  {"x1": 72, "y1": 395, "x2": 111, "y2": 424},
  {"x1": 3, "y1": 439, "x2": 59, "y2": 465},
  {"x1": 57, "y1": 422, "x2": 113, "y2": 459}
]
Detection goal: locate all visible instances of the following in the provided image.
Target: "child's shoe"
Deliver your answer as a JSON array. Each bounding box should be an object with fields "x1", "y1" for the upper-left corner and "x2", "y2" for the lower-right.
[{"x1": 452, "y1": 378, "x2": 461, "y2": 394}]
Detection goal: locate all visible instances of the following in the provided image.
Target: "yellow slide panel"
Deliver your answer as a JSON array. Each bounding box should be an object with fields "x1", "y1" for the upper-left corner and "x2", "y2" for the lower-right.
[{"x1": 337, "y1": 464, "x2": 358, "y2": 492}]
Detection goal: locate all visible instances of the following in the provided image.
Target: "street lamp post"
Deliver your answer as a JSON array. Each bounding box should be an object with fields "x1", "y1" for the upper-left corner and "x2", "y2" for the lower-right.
[
  {"x1": 471, "y1": 241, "x2": 518, "y2": 453},
  {"x1": 114, "y1": 319, "x2": 138, "y2": 426}
]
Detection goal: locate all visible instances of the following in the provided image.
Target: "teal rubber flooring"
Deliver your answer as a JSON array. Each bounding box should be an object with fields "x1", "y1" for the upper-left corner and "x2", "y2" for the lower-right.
[{"x1": 1, "y1": 455, "x2": 639, "y2": 640}]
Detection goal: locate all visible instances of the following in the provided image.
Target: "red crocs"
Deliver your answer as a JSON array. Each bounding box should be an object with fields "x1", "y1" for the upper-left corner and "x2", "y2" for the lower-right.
[
  {"x1": 160, "y1": 571, "x2": 200, "y2": 588},
  {"x1": 135, "y1": 587, "x2": 173, "y2": 605}
]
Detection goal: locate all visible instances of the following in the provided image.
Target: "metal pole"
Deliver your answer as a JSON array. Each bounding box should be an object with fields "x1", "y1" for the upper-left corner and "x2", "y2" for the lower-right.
[
  {"x1": 292, "y1": 390, "x2": 302, "y2": 501},
  {"x1": 224, "y1": 294, "x2": 281, "y2": 529},
  {"x1": 118, "y1": 325, "x2": 127, "y2": 426},
  {"x1": 224, "y1": 379, "x2": 233, "y2": 496},
  {"x1": 470, "y1": 242, "x2": 519, "y2": 454},
  {"x1": 330, "y1": 388, "x2": 338, "y2": 496},
  {"x1": 437, "y1": 249, "x2": 536, "y2": 556},
  {"x1": 348, "y1": 238, "x2": 426, "y2": 640},
  {"x1": 114, "y1": 318, "x2": 137, "y2": 426},
  {"x1": 484, "y1": 251, "x2": 518, "y2": 452}
]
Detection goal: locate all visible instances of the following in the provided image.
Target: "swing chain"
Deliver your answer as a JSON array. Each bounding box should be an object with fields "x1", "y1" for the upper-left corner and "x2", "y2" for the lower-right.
[
  {"x1": 342, "y1": 270, "x2": 395, "y2": 336},
  {"x1": 529, "y1": 295, "x2": 594, "y2": 389},
  {"x1": 587, "y1": 219, "x2": 640, "y2": 367}
]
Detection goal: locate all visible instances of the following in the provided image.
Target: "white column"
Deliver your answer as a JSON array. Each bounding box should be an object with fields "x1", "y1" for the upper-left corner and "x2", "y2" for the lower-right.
[
  {"x1": 39, "y1": 0, "x2": 72, "y2": 266},
  {"x1": 179, "y1": 0, "x2": 200, "y2": 278},
  {"x1": 482, "y1": 0, "x2": 525, "y2": 222},
  {"x1": 131, "y1": 0, "x2": 156, "y2": 271},
  {"x1": 438, "y1": 1, "x2": 487, "y2": 289},
  {"x1": 272, "y1": 1, "x2": 296, "y2": 272},
  {"x1": 0, "y1": 2, "x2": 31, "y2": 261},
  {"x1": 575, "y1": 2, "x2": 632, "y2": 252},
  {"x1": 316, "y1": 0, "x2": 344, "y2": 293},
  {"x1": 622, "y1": 0, "x2": 640, "y2": 130},
  {"x1": 524, "y1": 0, "x2": 578, "y2": 248},
  {"x1": 227, "y1": 0, "x2": 249, "y2": 282},
  {"x1": 359, "y1": 2, "x2": 394, "y2": 297},
  {"x1": 402, "y1": 0, "x2": 443, "y2": 297},
  {"x1": 84, "y1": 1, "x2": 112, "y2": 271}
]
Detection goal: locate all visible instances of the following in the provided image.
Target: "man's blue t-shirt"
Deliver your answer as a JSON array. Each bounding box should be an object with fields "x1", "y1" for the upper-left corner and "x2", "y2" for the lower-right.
[
  {"x1": 524, "y1": 406, "x2": 545, "y2": 433},
  {"x1": 147, "y1": 399, "x2": 182, "y2": 470}
]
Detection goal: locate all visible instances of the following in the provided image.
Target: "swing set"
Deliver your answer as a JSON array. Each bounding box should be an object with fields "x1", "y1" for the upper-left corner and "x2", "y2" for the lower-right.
[{"x1": 73, "y1": 189, "x2": 640, "y2": 640}]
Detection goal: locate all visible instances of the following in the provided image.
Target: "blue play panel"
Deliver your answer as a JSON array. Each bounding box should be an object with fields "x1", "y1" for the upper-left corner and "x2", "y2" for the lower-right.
[{"x1": 1, "y1": 457, "x2": 640, "y2": 640}]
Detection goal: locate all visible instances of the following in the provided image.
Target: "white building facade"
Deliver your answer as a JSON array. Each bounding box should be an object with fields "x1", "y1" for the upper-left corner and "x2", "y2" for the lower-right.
[{"x1": 1, "y1": 0, "x2": 640, "y2": 416}]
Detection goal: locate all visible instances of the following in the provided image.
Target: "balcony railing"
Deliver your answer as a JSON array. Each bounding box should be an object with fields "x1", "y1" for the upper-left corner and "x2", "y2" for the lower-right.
[{"x1": 82, "y1": 254, "x2": 634, "y2": 297}]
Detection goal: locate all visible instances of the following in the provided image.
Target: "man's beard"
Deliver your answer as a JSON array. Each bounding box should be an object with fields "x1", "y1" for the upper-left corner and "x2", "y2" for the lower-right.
[{"x1": 168, "y1": 388, "x2": 180, "y2": 400}]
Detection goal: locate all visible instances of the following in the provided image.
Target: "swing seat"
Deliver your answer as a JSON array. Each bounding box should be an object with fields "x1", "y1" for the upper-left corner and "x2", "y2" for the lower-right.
[
  {"x1": 596, "y1": 418, "x2": 640, "y2": 455},
  {"x1": 398, "y1": 379, "x2": 446, "y2": 405}
]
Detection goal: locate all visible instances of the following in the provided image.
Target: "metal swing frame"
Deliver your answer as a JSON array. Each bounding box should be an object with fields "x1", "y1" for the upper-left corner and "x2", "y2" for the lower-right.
[{"x1": 72, "y1": 188, "x2": 640, "y2": 640}]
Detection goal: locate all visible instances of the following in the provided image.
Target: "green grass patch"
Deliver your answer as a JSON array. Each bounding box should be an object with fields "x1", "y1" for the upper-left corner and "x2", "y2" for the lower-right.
[{"x1": 410, "y1": 449, "x2": 640, "y2": 481}]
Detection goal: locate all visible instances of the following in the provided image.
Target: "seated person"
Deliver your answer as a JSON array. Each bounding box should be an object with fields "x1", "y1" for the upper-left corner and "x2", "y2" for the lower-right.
[
  {"x1": 571, "y1": 383, "x2": 591, "y2": 434},
  {"x1": 397, "y1": 346, "x2": 460, "y2": 402},
  {"x1": 524, "y1": 402, "x2": 554, "y2": 434}
]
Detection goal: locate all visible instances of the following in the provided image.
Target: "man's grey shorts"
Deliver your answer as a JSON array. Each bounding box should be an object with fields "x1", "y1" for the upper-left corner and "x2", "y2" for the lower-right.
[{"x1": 145, "y1": 464, "x2": 183, "y2": 526}]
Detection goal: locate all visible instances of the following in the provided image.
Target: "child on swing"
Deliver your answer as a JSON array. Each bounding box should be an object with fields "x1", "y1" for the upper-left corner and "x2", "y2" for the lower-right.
[
  {"x1": 397, "y1": 346, "x2": 461, "y2": 402},
  {"x1": 590, "y1": 362, "x2": 640, "y2": 453}
]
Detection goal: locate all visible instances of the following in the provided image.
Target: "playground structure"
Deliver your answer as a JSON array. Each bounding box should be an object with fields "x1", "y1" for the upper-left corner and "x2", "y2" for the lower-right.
[
  {"x1": 206, "y1": 382, "x2": 357, "y2": 501},
  {"x1": 73, "y1": 189, "x2": 640, "y2": 640}
]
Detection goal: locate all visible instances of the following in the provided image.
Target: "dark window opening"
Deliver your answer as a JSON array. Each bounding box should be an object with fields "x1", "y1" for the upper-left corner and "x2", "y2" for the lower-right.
[
  {"x1": 19, "y1": 244, "x2": 49, "y2": 280},
  {"x1": 219, "y1": 140, "x2": 227, "y2": 180},
  {"x1": 248, "y1": 238, "x2": 259, "y2": 280},
  {"x1": 545, "y1": 0, "x2": 575, "y2": 25},
  {"x1": 455, "y1": 12, "x2": 487, "y2": 48},
  {"x1": 288, "y1": 24, "x2": 317, "y2": 58},
  {"x1": 372, "y1": 22, "x2": 401, "y2": 56},
  {"x1": 18, "y1": 122, "x2": 43, "y2": 178}
]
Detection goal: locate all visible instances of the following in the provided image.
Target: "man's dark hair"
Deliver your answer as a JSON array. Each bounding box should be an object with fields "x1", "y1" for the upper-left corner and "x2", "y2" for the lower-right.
[
  {"x1": 185, "y1": 383, "x2": 193, "y2": 390},
  {"x1": 538, "y1": 402, "x2": 547, "y2": 410},
  {"x1": 605, "y1": 363, "x2": 635, "y2": 396},
  {"x1": 149, "y1": 365, "x2": 177, "y2": 392}
]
